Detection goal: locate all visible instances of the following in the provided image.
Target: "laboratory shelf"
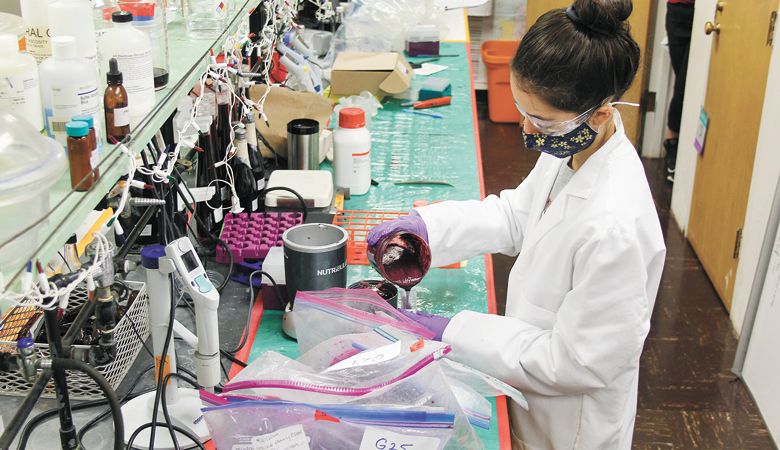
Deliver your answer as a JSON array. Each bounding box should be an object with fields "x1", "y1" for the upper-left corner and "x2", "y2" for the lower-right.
[{"x1": 0, "y1": 0, "x2": 260, "y2": 295}]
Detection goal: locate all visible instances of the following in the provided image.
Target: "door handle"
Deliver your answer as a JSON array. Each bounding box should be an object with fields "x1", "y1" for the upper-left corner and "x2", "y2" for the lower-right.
[
  {"x1": 716, "y1": 2, "x2": 725, "y2": 12},
  {"x1": 705, "y1": 21, "x2": 721, "y2": 35}
]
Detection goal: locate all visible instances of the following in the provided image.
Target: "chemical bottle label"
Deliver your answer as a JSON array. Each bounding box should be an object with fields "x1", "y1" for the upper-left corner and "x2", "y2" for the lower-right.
[
  {"x1": 90, "y1": 149, "x2": 100, "y2": 169},
  {"x1": 0, "y1": 71, "x2": 43, "y2": 131},
  {"x1": 47, "y1": 82, "x2": 100, "y2": 145},
  {"x1": 25, "y1": 25, "x2": 51, "y2": 63},
  {"x1": 113, "y1": 106, "x2": 130, "y2": 127},
  {"x1": 352, "y1": 149, "x2": 371, "y2": 174},
  {"x1": 114, "y1": 50, "x2": 155, "y2": 97}
]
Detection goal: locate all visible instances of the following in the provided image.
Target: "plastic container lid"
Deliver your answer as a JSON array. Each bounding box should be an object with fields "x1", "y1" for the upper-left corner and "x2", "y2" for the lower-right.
[
  {"x1": 0, "y1": 113, "x2": 67, "y2": 199},
  {"x1": 112, "y1": 11, "x2": 133, "y2": 23},
  {"x1": 406, "y1": 24, "x2": 439, "y2": 43},
  {"x1": 287, "y1": 119, "x2": 319, "y2": 135},
  {"x1": 71, "y1": 115, "x2": 94, "y2": 129},
  {"x1": 0, "y1": 33, "x2": 19, "y2": 54},
  {"x1": 66, "y1": 121, "x2": 89, "y2": 137},
  {"x1": 51, "y1": 36, "x2": 78, "y2": 59},
  {"x1": 140, "y1": 244, "x2": 166, "y2": 269},
  {"x1": 338, "y1": 108, "x2": 366, "y2": 129}
]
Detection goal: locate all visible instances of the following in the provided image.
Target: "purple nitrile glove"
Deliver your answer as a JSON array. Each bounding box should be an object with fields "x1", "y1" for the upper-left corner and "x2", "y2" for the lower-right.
[
  {"x1": 397, "y1": 309, "x2": 450, "y2": 341},
  {"x1": 367, "y1": 211, "x2": 428, "y2": 251}
]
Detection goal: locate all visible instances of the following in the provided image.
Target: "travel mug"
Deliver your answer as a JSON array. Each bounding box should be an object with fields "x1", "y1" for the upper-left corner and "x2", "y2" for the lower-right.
[{"x1": 287, "y1": 118, "x2": 320, "y2": 170}]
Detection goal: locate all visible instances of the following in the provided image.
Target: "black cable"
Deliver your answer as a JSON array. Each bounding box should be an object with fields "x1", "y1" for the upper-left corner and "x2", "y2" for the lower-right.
[
  {"x1": 126, "y1": 422, "x2": 206, "y2": 450},
  {"x1": 251, "y1": 187, "x2": 308, "y2": 221},
  {"x1": 76, "y1": 365, "x2": 156, "y2": 443},
  {"x1": 221, "y1": 349, "x2": 247, "y2": 367},
  {"x1": 58, "y1": 251, "x2": 72, "y2": 272},
  {"x1": 125, "y1": 313, "x2": 154, "y2": 359},
  {"x1": 170, "y1": 165, "x2": 233, "y2": 292},
  {"x1": 147, "y1": 282, "x2": 178, "y2": 450},
  {"x1": 15, "y1": 388, "x2": 154, "y2": 450},
  {"x1": 112, "y1": 279, "x2": 131, "y2": 304},
  {"x1": 224, "y1": 270, "x2": 284, "y2": 358},
  {"x1": 160, "y1": 372, "x2": 201, "y2": 450},
  {"x1": 15, "y1": 361, "x2": 155, "y2": 449},
  {"x1": 220, "y1": 358, "x2": 229, "y2": 380},
  {"x1": 49, "y1": 358, "x2": 124, "y2": 450},
  {"x1": 16, "y1": 399, "x2": 103, "y2": 450}
]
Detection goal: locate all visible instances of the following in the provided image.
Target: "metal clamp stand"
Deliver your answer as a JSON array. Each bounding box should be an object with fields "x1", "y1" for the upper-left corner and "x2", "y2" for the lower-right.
[{"x1": 0, "y1": 271, "x2": 97, "y2": 450}]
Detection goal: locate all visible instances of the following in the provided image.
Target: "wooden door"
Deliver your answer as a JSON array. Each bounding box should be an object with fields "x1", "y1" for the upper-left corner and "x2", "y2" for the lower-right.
[
  {"x1": 688, "y1": 0, "x2": 778, "y2": 309},
  {"x1": 525, "y1": 0, "x2": 653, "y2": 148}
]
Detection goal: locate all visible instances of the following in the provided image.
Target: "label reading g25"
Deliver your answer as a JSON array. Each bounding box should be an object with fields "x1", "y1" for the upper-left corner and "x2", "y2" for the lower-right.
[{"x1": 359, "y1": 427, "x2": 441, "y2": 450}]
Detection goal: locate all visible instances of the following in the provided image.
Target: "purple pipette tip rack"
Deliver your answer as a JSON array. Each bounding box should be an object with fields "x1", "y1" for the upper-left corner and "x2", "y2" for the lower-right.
[{"x1": 216, "y1": 212, "x2": 304, "y2": 264}]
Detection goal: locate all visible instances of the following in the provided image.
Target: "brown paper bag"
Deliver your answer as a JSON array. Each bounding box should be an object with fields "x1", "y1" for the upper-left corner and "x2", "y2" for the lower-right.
[{"x1": 248, "y1": 85, "x2": 335, "y2": 160}]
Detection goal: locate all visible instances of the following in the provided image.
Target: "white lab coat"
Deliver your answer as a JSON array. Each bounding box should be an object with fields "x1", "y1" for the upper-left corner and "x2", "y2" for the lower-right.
[{"x1": 416, "y1": 114, "x2": 666, "y2": 450}]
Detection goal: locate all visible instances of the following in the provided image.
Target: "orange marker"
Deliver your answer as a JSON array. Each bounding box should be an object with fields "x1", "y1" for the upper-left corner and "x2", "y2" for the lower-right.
[{"x1": 413, "y1": 96, "x2": 452, "y2": 109}]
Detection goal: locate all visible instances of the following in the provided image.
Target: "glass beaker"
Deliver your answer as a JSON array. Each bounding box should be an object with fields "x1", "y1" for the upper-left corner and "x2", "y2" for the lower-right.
[{"x1": 184, "y1": 0, "x2": 229, "y2": 39}]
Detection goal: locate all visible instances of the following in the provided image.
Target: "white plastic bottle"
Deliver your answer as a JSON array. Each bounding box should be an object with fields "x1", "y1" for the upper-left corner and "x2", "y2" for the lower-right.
[
  {"x1": 99, "y1": 11, "x2": 155, "y2": 125},
  {"x1": 0, "y1": 33, "x2": 44, "y2": 131},
  {"x1": 49, "y1": 0, "x2": 98, "y2": 68},
  {"x1": 39, "y1": 36, "x2": 101, "y2": 146},
  {"x1": 334, "y1": 107, "x2": 372, "y2": 196},
  {"x1": 20, "y1": 0, "x2": 55, "y2": 63}
]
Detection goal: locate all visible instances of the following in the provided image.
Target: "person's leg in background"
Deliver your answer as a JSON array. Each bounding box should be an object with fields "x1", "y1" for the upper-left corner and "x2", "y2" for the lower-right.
[{"x1": 665, "y1": 1, "x2": 695, "y2": 183}]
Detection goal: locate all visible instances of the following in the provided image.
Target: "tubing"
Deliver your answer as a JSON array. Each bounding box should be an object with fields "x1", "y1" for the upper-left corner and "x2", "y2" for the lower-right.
[{"x1": 50, "y1": 358, "x2": 124, "y2": 450}]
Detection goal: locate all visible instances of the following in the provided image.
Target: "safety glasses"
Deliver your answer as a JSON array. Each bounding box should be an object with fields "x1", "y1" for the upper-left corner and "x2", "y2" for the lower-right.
[{"x1": 514, "y1": 98, "x2": 639, "y2": 136}]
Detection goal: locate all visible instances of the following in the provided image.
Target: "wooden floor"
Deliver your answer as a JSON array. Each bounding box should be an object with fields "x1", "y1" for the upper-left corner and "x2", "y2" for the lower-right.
[{"x1": 475, "y1": 98, "x2": 777, "y2": 449}]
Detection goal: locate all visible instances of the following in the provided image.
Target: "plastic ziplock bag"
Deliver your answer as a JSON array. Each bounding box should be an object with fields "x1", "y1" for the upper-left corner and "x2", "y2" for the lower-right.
[
  {"x1": 220, "y1": 340, "x2": 483, "y2": 449},
  {"x1": 202, "y1": 400, "x2": 456, "y2": 450},
  {"x1": 293, "y1": 289, "x2": 436, "y2": 353},
  {"x1": 296, "y1": 329, "x2": 528, "y2": 429}
]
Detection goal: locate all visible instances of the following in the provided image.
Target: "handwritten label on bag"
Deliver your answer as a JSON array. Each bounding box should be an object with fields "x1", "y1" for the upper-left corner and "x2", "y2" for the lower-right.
[
  {"x1": 326, "y1": 341, "x2": 402, "y2": 372},
  {"x1": 249, "y1": 424, "x2": 310, "y2": 450},
  {"x1": 359, "y1": 427, "x2": 441, "y2": 450}
]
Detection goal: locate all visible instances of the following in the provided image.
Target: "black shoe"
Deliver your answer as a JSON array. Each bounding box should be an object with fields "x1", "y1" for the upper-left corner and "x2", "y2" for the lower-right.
[{"x1": 664, "y1": 138, "x2": 678, "y2": 183}]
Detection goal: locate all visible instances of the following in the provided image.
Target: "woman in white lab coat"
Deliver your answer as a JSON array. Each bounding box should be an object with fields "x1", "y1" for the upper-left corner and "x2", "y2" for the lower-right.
[{"x1": 368, "y1": 0, "x2": 666, "y2": 448}]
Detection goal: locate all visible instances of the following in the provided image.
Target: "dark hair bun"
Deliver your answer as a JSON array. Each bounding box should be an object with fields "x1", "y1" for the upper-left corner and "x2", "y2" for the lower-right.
[{"x1": 572, "y1": 0, "x2": 633, "y2": 33}]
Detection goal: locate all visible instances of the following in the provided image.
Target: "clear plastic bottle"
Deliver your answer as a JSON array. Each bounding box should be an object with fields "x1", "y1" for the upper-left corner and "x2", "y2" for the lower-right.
[
  {"x1": 99, "y1": 11, "x2": 155, "y2": 125},
  {"x1": 184, "y1": 0, "x2": 229, "y2": 39},
  {"x1": 129, "y1": 1, "x2": 169, "y2": 89},
  {"x1": 0, "y1": 33, "x2": 44, "y2": 131},
  {"x1": 39, "y1": 36, "x2": 101, "y2": 146},
  {"x1": 93, "y1": 0, "x2": 121, "y2": 86},
  {"x1": 49, "y1": 0, "x2": 98, "y2": 68},
  {"x1": 20, "y1": 0, "x2": 55, "y2": 63},
  {"x1": 334, "y1": 108, "x2": 371, "y2": 196}
]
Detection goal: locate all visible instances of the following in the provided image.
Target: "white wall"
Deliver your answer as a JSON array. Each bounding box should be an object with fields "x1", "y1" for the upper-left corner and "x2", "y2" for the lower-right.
[
  {"x1": 641, "y1": 0, "x2": 672, "y2": 159},
  {"x1": 730, "y1": 39, "x2": 780, "y2": 333},
  {"x1": 669, "y1": 0, "x2": 717, "y2": 234}
]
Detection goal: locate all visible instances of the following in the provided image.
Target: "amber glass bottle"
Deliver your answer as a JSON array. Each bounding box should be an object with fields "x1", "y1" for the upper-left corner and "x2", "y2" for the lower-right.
[
  {"x1": 104, "y1": 58, "x2": 130, "y2": 142},
  {"x1": 72, "y1": 114, "x2": 100, "y2": 179},
  {"x1": 66, "y1": 121, "x2": 96, "y2": 191}
]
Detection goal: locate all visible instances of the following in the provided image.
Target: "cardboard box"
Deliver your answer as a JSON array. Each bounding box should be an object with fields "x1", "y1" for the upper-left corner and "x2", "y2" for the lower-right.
[{"x1": 330, "y1": 52, "x2": 414, "y2": 96}]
